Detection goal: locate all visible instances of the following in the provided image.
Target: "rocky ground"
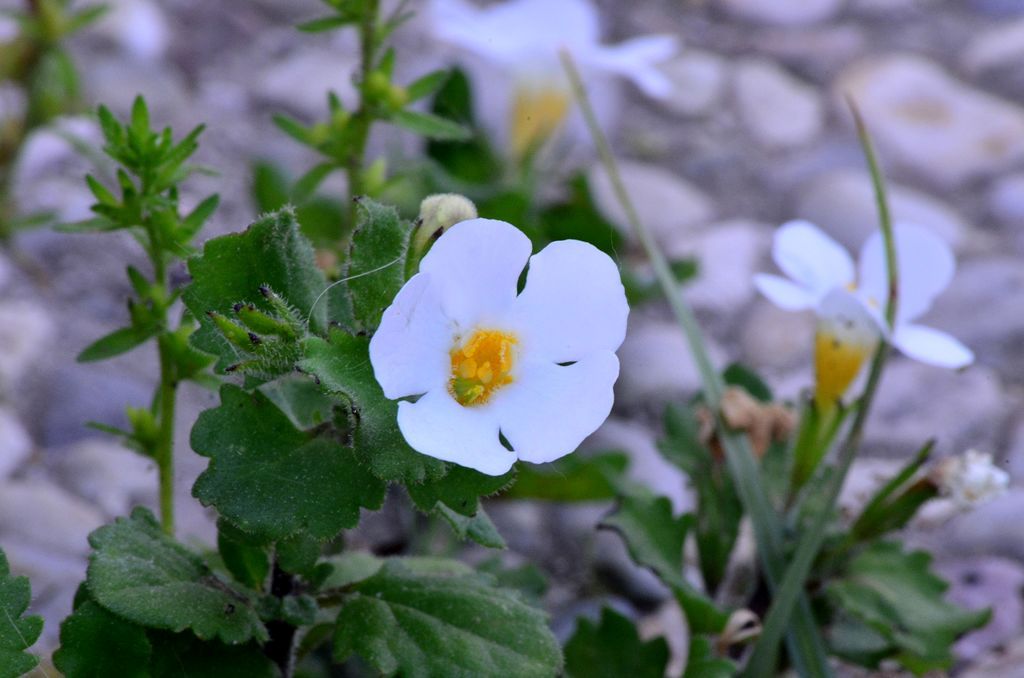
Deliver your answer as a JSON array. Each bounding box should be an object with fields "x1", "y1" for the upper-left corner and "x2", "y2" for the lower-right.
[{"x1": 2, "y1": 0, "x2": 1024, "y2": 674}]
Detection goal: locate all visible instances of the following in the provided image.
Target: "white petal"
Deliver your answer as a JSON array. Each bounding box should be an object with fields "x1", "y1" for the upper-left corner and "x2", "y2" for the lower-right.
[
  {"x1": 753, "y1": 273, "x2": 816, "y2": 311},
  {"x1": 772, "y1": 220, "x2": 855, "y2": 300},
  {"x1": 397, "y1": 389, "x2": 516, "y2": 476},
  {"x1": 369, "y1": 273, "x2": 453, "y2": 400},
  {"x1": 418, "y1": 218, "x2": 532, "y2": 328},
  {"x1": 858, "y1": 222, "x2": 955, "y2": 325},
  {"x1": 817, "y1": 287, "x2": 884, "y2": 347},
  {"x1": 496, "y1": 353, "x2": 619, "y2": 464},
  {"x1": 893, "y1": 324, "x2": 974, "y2": 369},
  {"x1": 507, "y1": 239, "x2": 628, "y2": 364},
  {"x1": 584, "y1": 35, "x2": 680, "y2": 99}
]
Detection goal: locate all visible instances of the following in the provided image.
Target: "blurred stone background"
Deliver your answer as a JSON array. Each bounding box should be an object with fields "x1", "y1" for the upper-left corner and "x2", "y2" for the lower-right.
[{"x1": 1, "y1": 0, "x2": 1023, "y2": 673}]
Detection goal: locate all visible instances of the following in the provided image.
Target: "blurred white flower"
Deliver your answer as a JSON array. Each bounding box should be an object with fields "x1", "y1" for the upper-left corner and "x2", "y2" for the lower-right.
[
  {"x1": 933, "y1": 449, "x2": 1009, "y2": 509},
  {"x1": 427, "y1": 0, "x2": 678, "y2": 158},
  {"x1": 755, "y1": 220, "x2": 973, "y2": 408},
  {"x1": 370, "y1": 218, "x2": 628, "y2": 475}
]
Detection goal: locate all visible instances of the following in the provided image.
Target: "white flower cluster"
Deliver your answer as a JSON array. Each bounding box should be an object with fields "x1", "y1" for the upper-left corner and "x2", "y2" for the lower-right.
[{"x1": 934, "y1": 449, "x2": 1010, "y2": 510}]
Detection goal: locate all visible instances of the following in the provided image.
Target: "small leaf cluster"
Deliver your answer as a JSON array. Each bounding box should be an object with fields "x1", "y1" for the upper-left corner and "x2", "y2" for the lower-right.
[{"x1": 0, "y1": 548, "x2": 43, "y2": 678}]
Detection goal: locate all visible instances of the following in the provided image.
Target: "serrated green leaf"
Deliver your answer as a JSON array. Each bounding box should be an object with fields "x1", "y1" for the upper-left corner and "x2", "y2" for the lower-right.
[
  {"x1": 191, "y1": 384, "x2": 386, "y2": 543},
  {"x1": 407, "y1": 465, "x2": 514, "y2": 517},
  {"x1": 334, "y1": 560, "x2": 562, "y2": 677},
  {"x1": 183, "y1": 208, "x2": 327, "y2": 372},
  {"x1": 601, "y1": 492, "x2": 728, "y2": 634},
  {"x1": 564, "y1": 607, "x2": 668, "y2": 678},
  {"x1": 217, "y1": 524, "x2": 269, "y2": 592},
  {"x1": 0, "y1": 548, "x2": 43, "y2": 678},
  {"x1": 318, "y1": 552, "x2": 384, "y2": 591},
  {"x1": 504, "y1": 452, "x2": 628, "y2": 502},
  {"x1": 826, "y1": 541, "x2": 991, "y2": 673},
  {"x1": 77, "y1": 325, "x2": 156, "y2": 362},
  {"x1": 148, "y1": 630, "x2": 277, "y2": 677},
  {"x1": 390, "y1": 110, "x2": 471, "y2": 141},
  {"x1": 435, "y1": 503, "x2": 506, "y2": 549},
  {"x1": 277, "y1": 533, "x2": 321, "y2": 577},
  {"x1": 298, "y1": 329, "x2": 446, "y2": 483},
  {"x1": 53, "y1": 600, "x2": 151, "y2": 677},
  {"x1": 86, "y1": 508, "x2": 268, "y2": 644},
  {"x1": 683, "y1": 636, "x2": 735, "y2": 678},
  {"x1": 345, "y1": 198, "x2": 409, "y2": 331}
]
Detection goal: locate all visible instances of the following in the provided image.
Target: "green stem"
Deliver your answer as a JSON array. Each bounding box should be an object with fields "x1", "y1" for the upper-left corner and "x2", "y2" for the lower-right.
[
  {"x1": 746, "y1": 100, "x2": 900, "y2": 673},
  {"x1": 560, "y1": 50, "x2": 831, "y2": 677},
  {"x1": 156, "y1": 337, "x2": 177, "y2": 536},
  {"x1": 344, "y1": 0, "x2": 381, "y2": 232}
]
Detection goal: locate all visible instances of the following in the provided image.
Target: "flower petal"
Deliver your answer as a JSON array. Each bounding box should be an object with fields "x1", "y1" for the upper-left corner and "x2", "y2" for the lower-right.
[
  {"x1": 397, "y1": 389, "x2": 516, "y2": 476},
  {"x1": 506, "y1": 239, "x2": 628, "y2": 363},
  {"x1": 369, "y1": 273, "x2": 453, "y2": 400},
  {"x1": 858, "y1": 222, "x2": 955, "y2": 325},
  {"x1": 893, "y1": 323, "x2": 974, "y2": 369},
  {"x1": 418, "y1": 218, "x2": 532, "y2": 329},
  {"x1": 584, "y1": 35, "x2": 680, "y2": 99},
  {"x1": 772, "y1": 220, "x2": 855, "y2": 300},
  {"x1": 753, "y1": 273, "x2": 816, "y2": 311},
  {"x1": 496, "y1": 353, "x2": 619, "y2": 464}
]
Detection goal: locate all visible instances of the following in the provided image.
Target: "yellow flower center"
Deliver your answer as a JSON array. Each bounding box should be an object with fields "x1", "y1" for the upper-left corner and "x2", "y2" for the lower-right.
[
  {"x1": 813, "y1": 329, "x2": 873, "y2": 411},
  {"x1": 449, "y1": 329, "x2": 518, "y2": 406},
  {"x1": 510, "y1": 86, "x2": 570, "y2": 159}
]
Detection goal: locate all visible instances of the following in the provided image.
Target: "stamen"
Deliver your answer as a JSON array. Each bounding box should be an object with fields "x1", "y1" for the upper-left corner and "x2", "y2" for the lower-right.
[{"x1": 450, "y1": 329, "x2": 518, "y2": 406}]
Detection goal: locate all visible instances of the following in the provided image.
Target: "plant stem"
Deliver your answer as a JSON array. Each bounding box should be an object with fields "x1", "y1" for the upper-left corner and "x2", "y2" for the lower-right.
[
  {"x1": 265, "y1": 561, "x2": 298, "y2": 677},
  {"x1": 560, "y1": 50, "x2": 831, "y2": 677},
  {"x1": 344, "y1": 0, "x2": 381, "y2": 231},
  {"x1": 155, "y1": 336, "x2": 177, "y2": 536},
  {"x1": 746, "y1": 100, "x2": 900, "y2": 673}
]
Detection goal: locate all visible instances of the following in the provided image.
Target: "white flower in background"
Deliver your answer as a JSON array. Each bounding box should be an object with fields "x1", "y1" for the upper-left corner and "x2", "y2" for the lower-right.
[
  {"x1": 754, "y1": 220, "x2": 973, "y2": 408},
  {"x1": 370, "y1": 218, "x2": 628, "y2": 476},
  {"x1": 933, "y1": 449, "x2": 1009, "y2": 509},
  {"x1": 427, "y1": 0, "x2": 678, "y2": 158}
]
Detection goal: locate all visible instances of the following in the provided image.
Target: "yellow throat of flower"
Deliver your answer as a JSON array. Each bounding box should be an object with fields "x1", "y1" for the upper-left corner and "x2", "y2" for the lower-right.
[
  {"x1": 449, "y1": 329, "x2": 518, "y2": 406},
  {"x1": 510, "y1": 86, "x2": 570, "y2": 159},
  {"x1": 813, "y1": 327, "x2": 874, "y2": 411}
]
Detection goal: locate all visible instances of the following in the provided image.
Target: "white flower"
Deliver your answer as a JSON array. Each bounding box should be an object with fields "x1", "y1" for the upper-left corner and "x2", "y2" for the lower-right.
[
  {"x1": 754, "y1": 220, "x2": 973, "y2": 407},
  {"x1": 427, "y1": 0, "x2": 678, "y2": 157},
  {"x1": 369, "y1": 218, "x2": 629, "y2": 476},
  {"x1": 934, "y1": 449, "x2": 1010, "y2": 509}
]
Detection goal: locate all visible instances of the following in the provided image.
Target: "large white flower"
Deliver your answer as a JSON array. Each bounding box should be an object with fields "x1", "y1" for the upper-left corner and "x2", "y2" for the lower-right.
[
  {"x1": 427, "y1": 0, "x2": 678, "y2": 158},
  {"x1": 369, "y1": 218, "x2": 629, "y2": 476},
  {"x1": 754, "y1": 220, "x2": 973, "y2": 407}
]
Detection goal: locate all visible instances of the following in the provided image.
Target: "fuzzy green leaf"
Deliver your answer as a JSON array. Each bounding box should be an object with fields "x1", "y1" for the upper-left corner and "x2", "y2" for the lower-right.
[
  {"x1": 334, "y1": 560, "x2": 562, "y2": 677},
  {"x1": 345, "y1": 198, "x2": 410, "y2": 331},
  {"x1": 148, "y1": 630, "x2": 277, "y2": 677},
  {"x1": 0, "y1": 548, "x2": 43, "y2": 678},
  {"x1": 53, "y1": 600, "x2": 151, "y2": 677},
  {"x1": 86, "y1": 508, "x2": 268, "y2": 644},
  {"x1": 504, "y1": 452, "x2": 628, "y2": 502},
  {"x1": 435, "y1": 503, "x2": 506, "y2": 550},
  {"x1": 407, "y1": 465, "x2": 514, "y2": 517},
  {"x1": 191, "y1": 384, "x2": 386, "y2": 543},
  {"x1": 298, "y1": 329, "x2": 447, "y2": 483},
  {"x1": 183, "y1": 208, "x2": 327, "y2": 372},
  {"x1": 564, "y1": 607, "x2": 669, "y2": 678}
]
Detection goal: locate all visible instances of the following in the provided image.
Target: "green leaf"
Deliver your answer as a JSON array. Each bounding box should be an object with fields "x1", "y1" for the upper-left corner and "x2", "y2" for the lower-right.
[
  {"x1": 148, "y1": 630, "x2": 277, "y2": 677},
  {"x1": 298, "y1": 330, "x2": 446, "y2": 483},
  {"x1": 77, "y1": 325, "x2": 156, "y2": 362},
  {"x1": 435, "y1": 503, "x2": 506, "y2": 549},
  {"x1": 389, "y1": 110, "x2": 472, "y2": 141},
  {"x1": 179, "y1": 193, "x2": 220, "y2": 242},
  {"x1": 826, "y1": 541, "x2": 991, "y2": 673},
  {"x1": 683, "y1": 636, "x2": 736, "y2": 678},
  {"x1": 564, "y1": 607, "x2": 669, "y2": 678},
  {"x1": 334, "y1": 560, "x2": 562, "y2": 677},
  {"x1": 296, "y1": 15, "x2": 354, "y2": 32},
  {"x1": 0, "y1": 548, "x2": 43, "y2": 678},
  {"x1": 407, "y1": 465, "x2": 514, "y2": 517},
  {"x1": 722, "y1": 363, "x2": 773, "y2": 402},
  {"x1": 53, "y1": 600, "x2": 151, "y2": 677},
  {"x1": 504, "y1": 452, "x2": 628, "y2": 502},
  {"x1": 291, "y1": 162, "x2": 335, "y2": 203},
  {"x1": 345, "y1": 198, "x2": 409, "y2": 331},
  {"x1": 406, "y1": 70, "x2": 451, "y2": 103},
  {"x1": 601, "y1": 492, "x2": 728, "y2": 634},
  {"x1": 217, "y1": 523, "x2": 269, "y2": 591},
  {"x1": 318, "y1": 552, "x2": 384, "y2": 591},
  {"x1": 538, "y1": 174, "x2": 623, "y2": 256},
  {"x1": 183, "y1": 208, "x2": 327, "y2": 372},
  {"x1": 191, "y1": 384, "x2": 386, "y2": 543},
  {"x1": 86, "y1": 508, "x2": 268, "y2": 644}
]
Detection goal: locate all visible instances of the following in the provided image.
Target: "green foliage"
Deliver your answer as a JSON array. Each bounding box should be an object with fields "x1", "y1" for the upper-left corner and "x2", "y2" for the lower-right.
[
  {"x1": 191, "y1": 384, "x2": 386, "y2": 543},
  {"x1": 435, "y1": 504, "x2": 507, "y2": 550},
  {"x1": 334, "y1": 560, "x2": 562, "y2": 677},
  {"x1": 299, "y1": 329, "x2": 446, "y2": 483},
  {"x1": 345, "y1": 198, "x2": 411, "y2": 331},
  {"x1": 53, "y1": 600, "x2": 151, "y2": 677},
  {"x1": 602, "y1": 491, "x2": 728, "y2": 634},
  {"x1": 683, "y1": 637, "x2": 736, "y2": 678},
  {"x1": 564, "y1": 607, "x2": 668, "y2": 678},
  {"x1": 183, "y1": 208, "x2": 327, "y2": 374},
  {"x1": 217, "y1": 522, "x2": 270, "y2": 591},
  {"x1": 251, "y1": 160, "x2": 345, "y2": 247},
  {"x1": 0, "y1": 548, "x2": 43, "y2": 678},
  {"x1": 86, "y1": 508, "x2": 268, "y2": 644},
  {"x1": 505, "y1": 451, "x2": 628, "y2": 502},
  {"x1": 826, "y1": 541, "x2": 990, "y2": 673},
  {"x1": 407, "y1": 465, "x2": 514, "y2": 517}
]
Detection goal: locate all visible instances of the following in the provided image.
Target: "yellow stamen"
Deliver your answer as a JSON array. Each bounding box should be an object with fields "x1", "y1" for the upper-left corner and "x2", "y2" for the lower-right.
[
  {"x1": 510, "y1": 86, "x2": 570, "y2": 159},
  {"x1": 449, "y1": 329, "x2": 518, "y2": 406}
]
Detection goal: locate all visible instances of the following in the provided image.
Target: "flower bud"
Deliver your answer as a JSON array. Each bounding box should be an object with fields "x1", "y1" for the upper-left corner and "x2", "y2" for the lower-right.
[
  {"x1": 411, "y1": 193, "x2": 477, "y2": 256},
  {"x1": 931, "y1": 449, "x2": 1009, "y2": 509}
]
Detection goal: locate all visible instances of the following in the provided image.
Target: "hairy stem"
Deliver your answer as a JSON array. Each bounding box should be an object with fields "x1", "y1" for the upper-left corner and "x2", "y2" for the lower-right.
[
  {"x1": 265, "y1": 562, "x2": 298, "y2": 678},
  {"x1": 155, "y1": 336, "x2": 177, "y2": 536},
  {"x1": 560, "y1": 50, "x2": 831, "y2": 677},
  {"x1": 344, "y1": 0, "x2": 381, "y2": 231}
]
